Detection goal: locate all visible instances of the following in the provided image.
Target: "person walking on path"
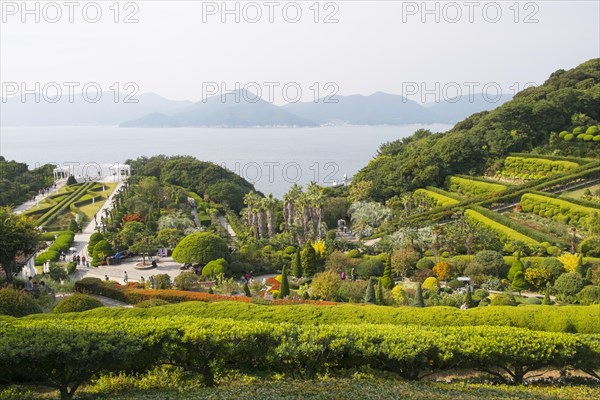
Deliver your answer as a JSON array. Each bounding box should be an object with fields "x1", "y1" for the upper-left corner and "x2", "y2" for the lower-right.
[{"x1": 123, "y1": 271, "x2": 128, "y2": 284}]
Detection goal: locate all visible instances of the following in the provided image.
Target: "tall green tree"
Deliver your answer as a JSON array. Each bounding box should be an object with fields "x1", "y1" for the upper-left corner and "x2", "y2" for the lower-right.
[
  {"x1": 380, "y1": 253, "x2": 395, "y2": 289},
  {"x1": 0, "y1": 207, "x2": 41, "y2": 283},
  {"x1": 542, "y1": 283, "x2": 552, "y2": 305},
  {"x1": 292, "y1": 250, "x2": 303, "y2": 278},
  {"x1": 512, "y1": 271, "x2": 527, "y2": 295},
  {"x1": 300, "y1": 242, "x2": 317, "y2": 277},
  {"x1": 364, "y1": 278, "x2": 376, "y2": 304},
  {"x1": 414, "y1": 282, "x2": 425, "y2": 307},
  {"x1": 576, "y1": 254, "x2": 586, "y2": 277},
  {"x1": 278, "y1": 265, "x2": 290, "y2": 298},
  {"x1": 375, "y1": 280, "x2": 385, "y2": 305}
]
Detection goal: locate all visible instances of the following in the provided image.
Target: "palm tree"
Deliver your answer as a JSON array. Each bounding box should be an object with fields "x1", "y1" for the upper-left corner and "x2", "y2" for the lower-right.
[
  {"x1": 264, "y1": 193, "x2": 277, "y2": 238},
  {"x1": 306, "y1": 182, "x2": 325, "y2": 240}
]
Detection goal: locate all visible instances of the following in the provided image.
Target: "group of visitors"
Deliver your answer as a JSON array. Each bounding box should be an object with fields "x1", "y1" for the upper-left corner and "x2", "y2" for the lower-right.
[
  {"x1": 242, "y1": 271, "x2": 254, "y2": 283},
  {"x1": 23, "y1": 276, "x2": 55, "y2": 299},
  {"x1": 32, "y1": 184, "x2": 57, "y2": 202}
]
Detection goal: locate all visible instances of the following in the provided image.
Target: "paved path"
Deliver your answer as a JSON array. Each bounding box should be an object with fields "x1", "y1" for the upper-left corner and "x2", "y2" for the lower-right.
[
  {"x1": 218, "y1": 215, "x2": 237, "y2": 238},
  {"x1": 72, "y1": 181, "x2": 124, "y2": 260},
  {"x1": 73, "y1": 256, "x2": 184, "y2": 283},
  {"x1": 13, "y1": 179, "x2": 66, "y2": 214}
]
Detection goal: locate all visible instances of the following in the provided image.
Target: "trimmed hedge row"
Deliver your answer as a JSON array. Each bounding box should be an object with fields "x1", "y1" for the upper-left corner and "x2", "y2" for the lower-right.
[
  {"x1": 471, "y1": 206, "x2": 567, "y2": 247},
  {"x1": 500, "y1": 156, "x2": 579, "y2": 180},
  {"x1": 35, "y1": 232, "x2": 75, "y2": 265},
  {"x1": 2, "y1": 316, "x2": 598, "y2": 397},
  {"x1": 465, "y1": 209, "x2": 540, "y2": 247},
  {"x1": 424, "y1": 186, "x2": 465, "y2": 201},
  {"x1": 447, "y1": 176, "x2": 508, "y2": 197},
  {"x1": 52, "y1": 297, "x2": 600, "y2": 334},
  {"x1": 34, "y1": 183, "x2": 93, "y2": 227},
  {"x1": 520, "y1": 193, "x2": 599, "y2": 226},
  {"x1": 414, "y1": 189, "x2": 460, "y2": 208},
  {"x1": 508, "y1": 153, "x2": 590, "y2": 164}
]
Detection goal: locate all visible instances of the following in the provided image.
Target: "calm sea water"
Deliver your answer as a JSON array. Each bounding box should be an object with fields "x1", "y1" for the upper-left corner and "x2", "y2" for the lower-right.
[{"x1": 0, "y1": 125, "x2": 452, "y2": 197}]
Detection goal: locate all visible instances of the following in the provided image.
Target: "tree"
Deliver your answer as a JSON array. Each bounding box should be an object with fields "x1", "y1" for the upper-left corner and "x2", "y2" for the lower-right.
[
  {"x1": 391, "y1": 246, "x2": 419, "y2": 278},
  {"x1": 508, "y1": 256, "x2": 524, "y2": 282},
  {"x1": 278, "y1": 265, "x2": 290, "y2": 298},
  {"x1": 309, "y1": 271, "x2": 341, "y2": 301},
  {"x1": 375, "y1": 280, "x2": 385, "y2": 305},
  {"x1": 292, "y1": 250, "x2": 303, "y2": 278},
  {"x1": 300, "y1": 242, "x2": 317, "y2": 277},
  {"x1": 414, "y1": 282, "x2": 425, "y2": 307},
  {"x1": 380, "y1": 254, "x2": 395, "y2": 289},
  {"x1": 542, "y1": 283, "x2": 552, "y2": 305},
  {"x1": 364, "y1": 277, "x2": 376, "y2": 304},
  {"x1": 524, "y1": 266, "x2": 551, "y2": 290},
  {"x1": 156, "y1": 228, "x2": 183, "y2": 249},
  {"x1": 465, "y1": 288, "x2": 473, "y2": 308},
  {"x1": 432, "y1": 261, "x2": 453, "y2": 281},
  {"x1": 473, "y1": 250, "x2": 506, "y2": 277},
  {"x1": 576, "y1": 254, "x2": 586, "y2": 277},
  {"x1": 558, "y1": 252, "x2": 579, "y2": 273},
  {"x1": 554, "y1": 272, "x2": 586, "y2": 303},
  {"x1": 0, "y1": 207, "x2": 41, "y2": 283},
  {"x1": 129, "y1": 233, "x2": 158, "y2": 265},
  {"x1": 174, "y1": 271, "x2": 200, "y2": 291},
  {"x1": 172, "y1": 232, "x2": 229, "y2": 266},
  {"x1": 512, "y1": 271, "x2": 527, "y2": 295},
  {"x1": 66, "y1": 175, "x2": 77, "y2": 185}
]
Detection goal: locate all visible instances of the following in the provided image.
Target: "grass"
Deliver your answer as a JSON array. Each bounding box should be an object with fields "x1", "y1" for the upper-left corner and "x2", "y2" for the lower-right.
[
  {"x1": 78, "y1": 183, "x2": 117, "y2": 220},
  {"x1": 561, "y1": 184, "x2": 600, "y2": 200}
]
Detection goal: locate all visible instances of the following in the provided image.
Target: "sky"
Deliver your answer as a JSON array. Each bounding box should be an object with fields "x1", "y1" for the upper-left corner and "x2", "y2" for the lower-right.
[{"x1": 1, "y1": 0, "x2": 599, "y2": 104}]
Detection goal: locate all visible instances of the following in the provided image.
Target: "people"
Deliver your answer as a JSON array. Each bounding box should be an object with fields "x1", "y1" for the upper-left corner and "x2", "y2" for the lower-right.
[
  {"x1": 460, "y1": 302, "x2": 468, "y2": 310},
  {"x1": 24, "y1": 277, "x2": 33, "y2": 292},
  {"x1": 123, "y1": 271, "x2": 128, "y2": 284},
  {"x1": 140, "y1": 276, "x2": 145, "y2": 283},
  {"x1": 149, "y1": 275, "x2": 155, "y2": 289},
  {"x1": 151, "y1": 259, "x2": 157, "y2": 268},
  {"x1": 105, "y1": 274, "x2": 110, "y2": 281}
]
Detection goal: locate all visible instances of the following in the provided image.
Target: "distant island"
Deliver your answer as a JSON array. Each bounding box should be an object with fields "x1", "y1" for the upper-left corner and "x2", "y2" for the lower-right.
[{"x1": 1, "y1": 89, "x2": 511, "y2": 128}]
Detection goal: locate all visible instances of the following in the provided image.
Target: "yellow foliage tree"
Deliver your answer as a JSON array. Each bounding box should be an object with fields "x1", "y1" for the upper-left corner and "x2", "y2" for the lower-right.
[
  {"x1": 391, "y1": 285, "x2": 407, "y2": 305},
  {"x1": 432, "y1": 261, "x2": 452, "y2": 280},
  {"x1": 422, "y1": 277, "x2": 439, "y2": 291},
  {"x1": 558, "y1": 253, "x2": 579, "y2": 272},
  {"x1": 312, "y1": 240, "x2": 326, "y2": 256}
]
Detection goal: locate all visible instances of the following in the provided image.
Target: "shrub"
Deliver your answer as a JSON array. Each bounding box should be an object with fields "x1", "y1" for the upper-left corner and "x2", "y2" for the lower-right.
[
  {"x1": 554, "y1": 272, "x2": 586, "y2": 303},
  {"x1": 500, "y1": 156, "x2": 578, "y2": 179},
  {"x1": 154, "y1": 274, "x2": 172, "y2": 290},
  {"x1": 92, "y1": 240, "x2": 115, "y2": 265},
  {"x1": 172, "y1": 232, "x2": 229, "y2": 265},
  {"x1": 564, "y1": 133, "x2": 574, "y2": 141},
  {"x1": 53, "y1": 294, "x2": 104, "y2": 313},
  {"x1": 413, "y1": 189, "x2": 460, "y2": 208},
  {"x1": 490, "y1": 293, "x2": 517, "y2": 306},
  {"x1": 309, "y1": 271, "x2": 341, "y2": 301},
  {"x1": 422, "y1": 277, "x2": 439, "y2": 290},
  {"x1": 447, "y1": 176, "x2": 507, "y2": 197},
  {"x1": 465, "y1": 209, "x2": 539, "y2": 247},
  {"x1": 523, "y1": 297, "x2": 542, "y2": 305},
  {"x1": 576, "y1": 285, "x2": 600, "y2": 305},
  {"x1": 88, "y1": 232, "x2": 104, "y2": 250},
  {"x1": 579, "y1": 236, "x2": 600, "y2": 257},
  {"x1": 356, "y1": 258, "x2": 384, "y2": 278},
  {"x1": 520, "y1": 193, "x2": 599, "y2": 227},
  {"x1": 448, "y1": 279, "x2": 463, "y2": 290},
  {"x1": 473, "y1": 250, "x2": 506, "y2": 277},
  {"x1": 74, "y1": 277, "x2": 128, "y2": 302},
  {"x1": 173, "y1": 271, "x2": 200, "y2": 291},
  {"x1": 432, "y1": 261, "x2": 453, "y2": 280},
  {"x1": 202, "y1": 258, "x2": 228, "y2": 277},
  {"x1": 66, "y1": 261, "x2": 77, "y2": 275},
  {"x1": 336, "y1": 280, "x2": 368, "y2": 303},
  {"x1": 416, "y1": 258, "x2": 435, "y2": 270},
  {"x1": 542, "y1": 258, "x2": 565, "y2": 283},
  {"x1": 347, "y1": 249, "x2": 361, "y2": 258},
  {"x1": 0, "y1": 289, "x2": 42, "y2": 317},
  {"x1": 134, "y1": 299, "x2": 170, "y2": 308},
  {"x1": 48, "y1": 263, "x2": 68, "y2": 282}
]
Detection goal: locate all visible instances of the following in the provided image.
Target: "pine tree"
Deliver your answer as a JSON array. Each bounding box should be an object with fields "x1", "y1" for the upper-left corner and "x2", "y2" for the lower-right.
[
  {"x1": 576, "y1": 254, "x2": 585, "y2": 277},
  {"x1": 292, "y1": 250, "x2": 303, "y2": 278},
  {"x1": 301, "y1": 242, "x2": 317, "y2": 277},
  {"x1": 465, "y1": 288, "x2": 473, "y2": 308},
  {"x1": 364, "y1": 278, "x2": 376, "y2": 304},
  {"x1": 380, "y1": 253, "x2": 395, "y2": 289},
  {"x1": 375, "y1": 280, "x2": 385, "y2": 305},
  {"x1": 208, "y1": 287, "x2": 214, "y2": 294},
  {"x1": 243, "y1": 281, "x2": 251, "y2": 297},
  {"x1": 278, "y1": 265, "x2": 290, "y2": 298},
  {"x1": 542, "y1": 283, "x2": 552, "y2": 305},
  {"x1": 512, "y1": 270, "x2": 527, "y2": 295},
  {"x1": 585, "y1": 266, "x2": 592, "y2": 283},
  {"x1": 414, "y1": 282, "x2": 425, "y2": 307}
]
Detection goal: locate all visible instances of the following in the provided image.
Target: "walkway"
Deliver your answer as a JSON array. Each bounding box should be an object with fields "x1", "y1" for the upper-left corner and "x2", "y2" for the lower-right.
[
  {"x1": 72, "y1": 181, "x2": 124, "y2": 259},
  {"x1": 218, "y1": 215, "x2": 237, "y2": 238},
  {"x1": 13, "y1": 179, "x2": 66, "y2": 214}
]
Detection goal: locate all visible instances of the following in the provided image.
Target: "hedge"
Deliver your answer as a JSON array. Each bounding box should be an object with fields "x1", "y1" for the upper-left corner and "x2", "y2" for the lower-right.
[
  {"x1": 2, "y1": 316, "x2": 598, "y2": 397},
  {"x1": 508, "y1": 153, "x2": 590, "y2": 165},
  {"x1": 34, "y1": 183, "x2": 93, "y2": 227},
  {"x1": 53, "y1": 294, "x2": 104, "y2": 313},
  {"x1": 470, "y1": 206, "x2": 566, "y2": 247},
  {"x1": 414, "y1": 189, "x2": 460, "y2": 208},
  {"x1": 520, "y1": 193, "x2": 599, "y2": 226},
  {"x1": 465, "y1": 209, "x2": 540, "y2": 247},
  {"x1": 35, "y1": 232, "x2": 75, "y2": 265},
  {"x1": 500, "y1": 156, "x2": 579, "y2": 180},
  {"x1": 447, "y1": 176, "x2": 508, "y2": 197}
]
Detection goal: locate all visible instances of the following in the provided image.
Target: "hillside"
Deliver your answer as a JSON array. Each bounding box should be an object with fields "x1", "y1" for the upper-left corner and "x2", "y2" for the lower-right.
[{"x1": 353, "y1": 58, "x2": 600, "y2": 201}]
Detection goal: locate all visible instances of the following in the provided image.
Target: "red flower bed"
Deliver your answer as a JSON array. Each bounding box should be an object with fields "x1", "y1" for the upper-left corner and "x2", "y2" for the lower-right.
[{"x1": 265, "y1": 277, "x2": 280, "y2": 290}]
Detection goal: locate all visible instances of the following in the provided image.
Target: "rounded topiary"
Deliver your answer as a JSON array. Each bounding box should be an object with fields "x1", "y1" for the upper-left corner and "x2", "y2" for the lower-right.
[
  {"x1": 356, "y1": 258, "x2": 384, "y2": 278},
  {"x1": 347, "y1": 249, "x2": 361, "y2": 258},
  {"x1": 134, "y1": 299, "x2": 170, "y2": 308},
  {"x1": 172, "y1": 232, "x2": 229, "y2": 265},
  {"x1": 422, "y1": 277, "x2": 439, "y2": 290},
  {"x1": 88, "y1": 232, "x2": 104, "y2": 251},
  {"x1": 558, "y1": 131, "x2": 568, "y2": 138},
  {"x1": 53, "y1": 294, "x2": 103, "y2": 313},
  {"x1": 583, "y1": 135, "x2": 594, "y2": 141},
  {"x1": 573, "y1": 127, "x2": 584, "y2": 134},
  {"x1": 564, "y1": 134, "x2": 575, "y2": 141},
  {"x1": 0, "y1": 289, "x2": 42, "y2": 317},
  {"x1": 586, "y1": 126, "x2": 599, "y2": 134},
  {"x1": 546, "y1": 246, "x2": 560, "y2": 256},
  {"x1": 448, "y1": 279, "x2": 463, "y2": 290},
  {"x1": 202, "y1": 258, "x2": 228, "y2": 277},
  {"x1": 284, "y1": 246, "x2": 297, "y2": 255},
  {"x1": 416, "y1": 258, "x2": 435, "y2": 270},
  {"x1": 554, "y1": 272, "x2": 586, "y2": 304},
  {"x1": 576, "y1": 285, "x2": 600, "y2": 305},
  {"x1": 577, "y1": 134, "x2": 586, "y2": 141},
  {"x1": 593, "y1": 135, "x2": 600, "y2": 142}
]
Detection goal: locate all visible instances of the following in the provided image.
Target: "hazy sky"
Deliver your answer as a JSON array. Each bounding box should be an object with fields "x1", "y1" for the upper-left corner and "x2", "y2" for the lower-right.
[{"x1": 1, "y1": 0, "x2": 599, "y2": 104}]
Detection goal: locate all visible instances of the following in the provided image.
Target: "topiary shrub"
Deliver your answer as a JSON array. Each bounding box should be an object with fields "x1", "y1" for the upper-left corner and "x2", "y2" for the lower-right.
[
  {"x1": 172, "y1": 232, "x2": 229, "y2": 265},
  {"x1": 347, "y1": 249, "x2": 361, "y2": 258},
  {"x1": 416, "y1": 258, "x2": 435, "y2": 270},
  {"x1": 154, "y1": 274, "x2": 172, "y2": 289},
  {"x1": 585, "y1": 126, "x2": 599, "y2": 134},
  {"x1": 422, "y1": 277, "x2": 439, "y2": 291},
  {"x1": 473, "y1": 250, "x2": 506, "y2": 277},
  {"x1": 564, "y1": 133, "x2": 574, "y2": 141},
  {"x1": 88, "y1": 232, "x2": 104, "y2": 251},
  {"x1": 447, "y1": 279, "x2": 463, "y2": 290},
  {"x1": 490, "y1": 293, "x2": 517, "y2": 306},
  {"x1": 92, "y1": 240, "x2": 115, "y2": 265},
  {"x1": 356, "y1": 258, "x2": 384, "y2": 278},
  {"x1": 579, "y1": 236, "x2": 600, "y2": 257},
  {"x1": 554, "y1": 272, "x2": 586, "y2": 304},
  {"x1": 202, "y1": 258, "x2": 228, "y2": 277},
  {"x1": 173, "y1": 271, "x2": 199, "y2": 291},
  {"x1": 53, "y1": 294, "x2": 103, "y2": 313},
  {"x1": 523, "y1": 297, "x2": 542, "y2": 305},
  {"x1": 576, "y1": 285, "x2": 600, "y2": 305},
  {"x1": 134, "y1": 299, "x2": 170, "y2": 308},
  {"x1": 0, "y1": 289, "x2": 42, "y2": 317}
]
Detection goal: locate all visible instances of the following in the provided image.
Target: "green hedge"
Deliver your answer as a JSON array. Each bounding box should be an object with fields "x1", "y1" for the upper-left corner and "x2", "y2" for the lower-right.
[
  {"x1": 508, "y1": 153, "x2": 590, "y2": 164},
  {"x1": 447, "y1": 176, "x2": 508, "y2": 197},
  {"x1": 53, "y1": 294, "x2": 104, "y2": 313},
  {"x1": 414, "y1": 189, "x2": 460, "y2": 208},
  {"x1": 35, "y1": 183, "x2": 93, "y2": 227},
  {"x1": 465, "y1": 209, "x2": 540, "y2": 247},
  {"x1": 500, "y1": 156, "x2": 579, "y2": 180},
  {"x1": 74, "y1": 277, "x2": 128, "y2": 303},
  {"x1": 520, "y1": 193, "x2": 599, "y2": 226},
  {"x1": 35, "y1": 232, "x2": 75, "y2": 265}
]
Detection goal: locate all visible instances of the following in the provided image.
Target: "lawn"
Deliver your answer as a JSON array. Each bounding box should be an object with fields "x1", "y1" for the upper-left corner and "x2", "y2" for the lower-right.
[
  {"x1": 561, "y1": 184, "x2": 600, "y2": 200},
  {"x1": 78, "y1": 183, "x2": 117, "y2": 220}
]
